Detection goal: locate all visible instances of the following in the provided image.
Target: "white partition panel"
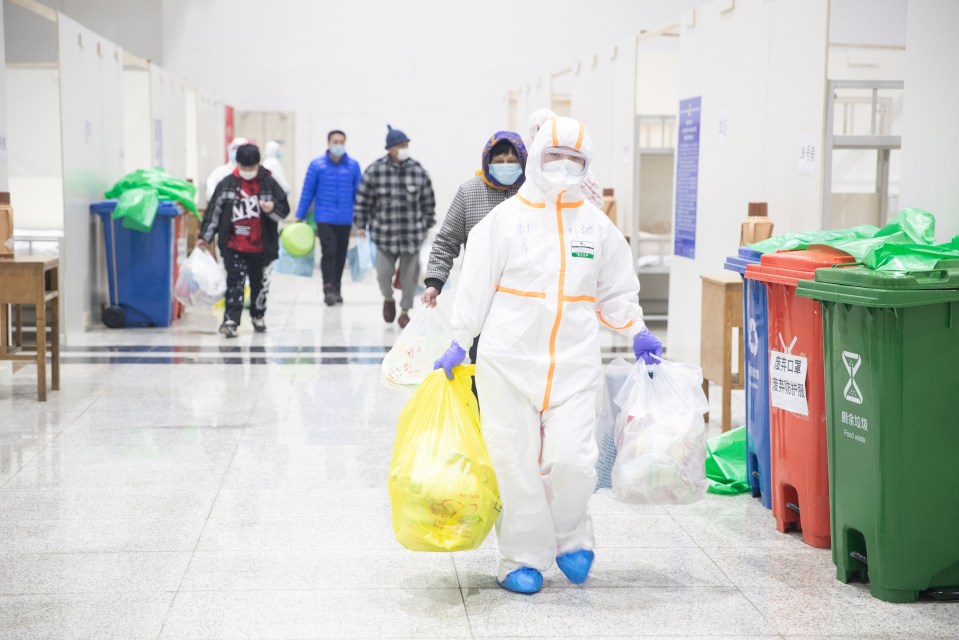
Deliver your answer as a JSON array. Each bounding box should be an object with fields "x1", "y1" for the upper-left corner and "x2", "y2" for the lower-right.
[
  {"x1": 58, "y1": 14, "x2": 124, "y2": 336},
  {"x1": 196, "y1": 91, "x2": 225, "y2": 207},
  {"x1": 122, "y1": 68, "x2": 151, "y2": 173},
  {"x1": 6, "y1": 68, "x2": 63, "y2": 230},
  {"x1": 900, "y1": 0, "x2": 959, "y2": 241},
  {"x1": 150, "y1": 64, "x2": 187, "y2": 178},
  {"x1": 0, "y1": 7, "x2": 7, "y2": 193},
  {"x1": 666, "y1": 0, "x2": 829, "y2": 365}
]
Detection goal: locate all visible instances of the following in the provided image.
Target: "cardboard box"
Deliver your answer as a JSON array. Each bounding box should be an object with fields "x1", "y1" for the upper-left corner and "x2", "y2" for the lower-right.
[
  {"x1": 740, "y1": 201, "x2": 773, "y2": 246},
  {"x1": 0, "y1": 192, "x2": 13, "y2": 258}
]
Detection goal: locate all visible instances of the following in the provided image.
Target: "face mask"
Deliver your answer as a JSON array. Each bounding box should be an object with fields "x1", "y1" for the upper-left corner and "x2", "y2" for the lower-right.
[
  {"x1": 542, "y1": 159, "x2": 585, "y2": 186},
  {"x1": 489, "y1": 163, "x2": 523, "y2": 186},
  {"x1": 330, "y1": 144, "x2": 345, "y2": 157},
  {"x1": 238, "y1": 169, "x2": 258, "y2": 180},
  {"x1": 396, "y1": 148, "x2": 411, "y2": 161}
]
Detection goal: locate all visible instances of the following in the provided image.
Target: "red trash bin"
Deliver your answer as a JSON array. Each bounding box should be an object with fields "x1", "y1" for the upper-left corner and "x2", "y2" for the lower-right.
[{"x1": 745, "y1": 247, "x2": 855, "y2": 548}]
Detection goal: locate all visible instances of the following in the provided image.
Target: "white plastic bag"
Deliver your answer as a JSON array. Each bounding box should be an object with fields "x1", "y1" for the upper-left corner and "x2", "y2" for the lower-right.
[
  {"x1": 174, "y1": 247, "x2": 226, "y2": 306},
  {"x1": 610, "y1": 357, "x2": 709, "y2": 505},
  {"x1": 595, "y1": 358, "x2": 634, "y2": 491},
  {"x1": 381, "y1": 307, "x2": 454, "y2": 391}
]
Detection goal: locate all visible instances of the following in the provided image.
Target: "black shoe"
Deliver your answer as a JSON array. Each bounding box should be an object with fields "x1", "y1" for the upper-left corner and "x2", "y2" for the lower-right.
[
  {"x1": 324, "y1": 285, "x2": 337, "y2": 307},
  {"x1": 219, "y1": 322, "x2": 238, "y2": 338},
  {"x1": 383, "y1": 299, "x2": 397, "y2": 323},
  {"x1": 333, "y1": 287, "x2": 344, "y2": 304},
  {"x1": 252, "y1": 317, "x2": 267, "y2": 333}
]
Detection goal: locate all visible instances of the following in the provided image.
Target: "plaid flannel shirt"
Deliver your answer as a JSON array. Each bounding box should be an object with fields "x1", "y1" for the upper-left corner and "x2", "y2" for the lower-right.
[
  {"x1": 424, "y1": 176, "x2": 518, "y2": 290},
  {"x1": 353, "y1": 155, "x2": 436, "y2": 255}
]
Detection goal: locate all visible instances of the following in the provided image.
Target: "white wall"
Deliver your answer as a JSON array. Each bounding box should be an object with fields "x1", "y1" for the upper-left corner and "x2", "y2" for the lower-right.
[
  {"x1": 195, "y1": 90, "x2": 225, "y2": 207},
  {"x1": 666, "y1": 0, "x2": 830, "y2": 365},
  {"x1": 160, "y1": 0, "x2": 705, "y2": 223},
  {"x1": 58, "y1": 14, "x2": 124, "y2": 336},
  {"x1": 6, "y1": 68, "x2": 63, "y2": 230},
  {"x1": 900, "y1": 0, "x2": 959, "y2": 242},
  {"x1": 30, "y1": 0, "x2": 163, "y2": 62}
]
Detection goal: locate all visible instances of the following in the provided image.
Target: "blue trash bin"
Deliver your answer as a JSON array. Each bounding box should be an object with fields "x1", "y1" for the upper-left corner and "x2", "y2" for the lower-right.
[
  {"x1": 724, "y1": 247, "x2": 772, "y2": 508},
  {"x1": 90, "y1": 200, "x2": 182, "y2": 328}
]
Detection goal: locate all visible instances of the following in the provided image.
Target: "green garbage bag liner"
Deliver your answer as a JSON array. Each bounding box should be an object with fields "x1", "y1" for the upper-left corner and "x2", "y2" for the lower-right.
[
  {"x1": 750, "y1": 209, "x2": 959, "y2": 272},
  {"x1": 105, "y1": 168, "x2": 199, "y2": 232},
  {"x1": 705, "y1": 425, "x2": 751, "y2": 495},
  {"x1": 112, "y1": 188, "x2": 158, "y2": 233}
]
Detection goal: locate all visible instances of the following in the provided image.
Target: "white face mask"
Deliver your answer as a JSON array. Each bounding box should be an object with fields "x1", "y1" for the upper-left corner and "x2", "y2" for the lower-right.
[
  {"x1": 396, "y1": 148, "x2": 411, "y2": 161},
  {"x1": 238, "y1": 169, "x2": 258, "y2": 180},
  {"x1": 542, "y1": 159, "x2": 585, "y2": 186}
]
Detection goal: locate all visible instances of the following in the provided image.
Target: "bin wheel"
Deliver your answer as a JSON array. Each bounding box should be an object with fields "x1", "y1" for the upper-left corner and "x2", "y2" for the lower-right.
[
  {"x1": 751, "y1": 471, "x2": 761, "y2": 479},
  {"x1": 926, "y1": 588, "x2": 959, "y2": 601},
  {"x1": 103, "y1": 306, "x2": 125, "y2": 329}
]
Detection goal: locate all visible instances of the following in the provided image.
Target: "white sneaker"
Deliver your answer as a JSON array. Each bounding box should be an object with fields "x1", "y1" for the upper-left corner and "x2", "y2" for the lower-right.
[
  {"x1": 219, "y1": 322, "x2": 238, "y2": 338},
  {"x1": 252, "y1": 317, "x2": 267, "y2": 333}
]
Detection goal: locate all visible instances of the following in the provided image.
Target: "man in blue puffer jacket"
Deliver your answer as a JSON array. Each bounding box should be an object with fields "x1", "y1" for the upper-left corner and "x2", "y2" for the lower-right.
[{"x1": 295, "y1": 130, "x2": 362, "y2": 305}]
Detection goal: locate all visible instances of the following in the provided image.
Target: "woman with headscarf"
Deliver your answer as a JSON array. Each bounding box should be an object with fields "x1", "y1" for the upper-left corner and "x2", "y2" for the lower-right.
[{"x1": 422, "y1": 131, "x2": 528, "y2": 307}]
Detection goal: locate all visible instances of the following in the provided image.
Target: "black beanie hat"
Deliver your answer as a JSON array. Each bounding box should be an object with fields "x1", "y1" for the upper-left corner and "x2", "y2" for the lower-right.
[{"x1": 236, "y1": 143, "x2": 261, "y2": 166}]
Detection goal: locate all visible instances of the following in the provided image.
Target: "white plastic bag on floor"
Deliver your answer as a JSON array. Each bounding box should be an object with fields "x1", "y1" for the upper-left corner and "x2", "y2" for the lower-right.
[
  {"x1": 595, "y1": 358, "x2": 634, "y2": 491},
  {"x1": 610, "y1": 357, "x2": 709, "y2": 505},
  {"x1": 381, "y1": 307, "x2": 454, "y2": 391},
  {"x1": 174, "y1": 247, "x2": 226, "y2": 306}
]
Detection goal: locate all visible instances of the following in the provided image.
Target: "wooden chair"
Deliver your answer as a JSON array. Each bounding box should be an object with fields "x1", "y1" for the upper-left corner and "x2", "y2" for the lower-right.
[{"x1": 700, "y1": 273, "x2": 744, "y2": 432}]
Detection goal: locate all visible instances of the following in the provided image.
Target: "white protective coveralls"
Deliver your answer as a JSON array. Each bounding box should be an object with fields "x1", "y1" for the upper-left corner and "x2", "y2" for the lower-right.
[
  {"x1": 205, "y1": 137, "x2": 249, "y2": 202},
  {"x1": 451, "y1": 116, "x2": 643, "y2": 579},
  {"x1": 262, "y1": 140, "x2": 291, "y2": 195}
]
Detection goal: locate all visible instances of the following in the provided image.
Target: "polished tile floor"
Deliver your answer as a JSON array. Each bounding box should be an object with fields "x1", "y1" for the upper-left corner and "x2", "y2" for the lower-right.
[{"x1": 1, "y1": 270, "x2": 957, "y2": 639}]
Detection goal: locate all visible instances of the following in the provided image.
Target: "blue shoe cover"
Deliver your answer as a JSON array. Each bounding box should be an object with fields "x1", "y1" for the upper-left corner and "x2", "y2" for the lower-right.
[
  {"x1": 556, "y1": 549, "x2": 595, "y2": 584},
  {"x1": 496, "y1": 567, "x2": 543, "y2": 594}
]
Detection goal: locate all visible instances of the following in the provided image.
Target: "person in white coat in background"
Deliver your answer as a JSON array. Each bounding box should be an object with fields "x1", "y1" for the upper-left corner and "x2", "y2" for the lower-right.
[
  {"x1": 433, "y1": 116, "x2": 663, "y2": 594},
  {"x1": 205, "y1": 137, "x2": 249, "y2": 202},
  {"x1": 525, "y1": 109, "x2": 604, "y2": 209},
  {"x1": 261, "y1": 140, "x2": 291, "y2": 195}
]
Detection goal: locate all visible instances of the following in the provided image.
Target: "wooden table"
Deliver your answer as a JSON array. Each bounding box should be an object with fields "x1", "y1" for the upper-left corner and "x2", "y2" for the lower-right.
[
  {"x1": 700, "y1": 273, "x2": 744, "y2": 432},
  {"x1": 0, "y1": 257, "x2": 60, "y2": 401}
]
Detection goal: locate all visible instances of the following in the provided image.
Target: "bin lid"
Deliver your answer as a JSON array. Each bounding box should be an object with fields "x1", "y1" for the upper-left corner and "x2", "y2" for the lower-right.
[
  {"x1": 90, "y1": 200, "x2": 181, "y2": 217},
  {"x1": 723, "y1": 247, "x2": 763, "y2": 276},
  {"x1": 798, "y1": 263, "x2": 959, "y2": 308},
  {"x1": 744, "y1": 246, "x2": 856, "y2": 287}
]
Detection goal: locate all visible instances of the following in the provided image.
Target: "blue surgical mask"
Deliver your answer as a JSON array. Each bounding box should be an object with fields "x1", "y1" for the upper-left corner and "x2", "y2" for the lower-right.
[
  {"x1": 330, "y1": 144, "x2": 345, "y2": 157},
  {"x1": 489, "y1": 163, "x2": 523, "y2": 186}
]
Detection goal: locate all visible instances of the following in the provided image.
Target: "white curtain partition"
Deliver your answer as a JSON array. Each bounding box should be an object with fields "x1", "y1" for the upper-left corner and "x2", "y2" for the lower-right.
[{"x1": 57, "y1": 14, "x2": 125, "y2": 336}]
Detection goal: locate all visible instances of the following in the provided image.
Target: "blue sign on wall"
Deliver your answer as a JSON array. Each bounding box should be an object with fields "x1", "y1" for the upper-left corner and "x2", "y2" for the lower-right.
[{"x1": 674, "y1": 97, "x2": 701, "y2": 259}]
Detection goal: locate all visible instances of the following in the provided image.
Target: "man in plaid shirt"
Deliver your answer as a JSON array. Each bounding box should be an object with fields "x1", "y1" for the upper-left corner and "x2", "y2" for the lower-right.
[{"x1": 354, "y1": 125, "x2": 436, "y2": 328}]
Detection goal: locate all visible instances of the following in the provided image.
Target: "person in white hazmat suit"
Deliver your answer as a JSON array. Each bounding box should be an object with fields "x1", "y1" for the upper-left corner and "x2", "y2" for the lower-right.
[
  {"x1": 433, "y1": 116, "x2": 663, "y2": 594},
  {"x1": 205, "y1": 137, "x2": 249, "y2": 202},
  {"x1": 262, "y1": 140, "x2": 291, "y2": 195},
  {"x1": 525, "y1": 108, "x2": 604, "y2": 209}
]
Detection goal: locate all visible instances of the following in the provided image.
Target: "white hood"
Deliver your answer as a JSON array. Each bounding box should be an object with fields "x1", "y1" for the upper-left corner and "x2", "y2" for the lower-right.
[{"x1": 518, "y1": 115, "x2": 593, "y2": 204}]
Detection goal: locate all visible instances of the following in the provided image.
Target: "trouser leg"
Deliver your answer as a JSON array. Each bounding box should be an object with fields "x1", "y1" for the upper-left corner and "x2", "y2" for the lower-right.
[
  {"x1": 540, "y1": 386, "x2": 601, "y2": 556},
  {"x1": 247, "y1": 253, "x2": 271, "y2": 319},
  {"x1": 398, "y1": 251, "x2": 419, "y2": 312},
  {"x1": 223, "y1": 249, "x2": 248, "y2": 326},
  {"x1": 376, "y1": 247, "x2": 397, "y2": 300},
  {"x1": 475, "y1": 363, "x2": 555, "y2": 580},
  {"x1": 316, "y1": 223, "x2": 337, "y2": 287},
  {"x1": 332, "y1": 225, "x2": 352, "y2": 291}
]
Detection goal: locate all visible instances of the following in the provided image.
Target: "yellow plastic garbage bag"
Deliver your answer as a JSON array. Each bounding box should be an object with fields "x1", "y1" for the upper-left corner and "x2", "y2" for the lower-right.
[{"x1": 389, "y1": 366, "x2": 501, "y2": 552}]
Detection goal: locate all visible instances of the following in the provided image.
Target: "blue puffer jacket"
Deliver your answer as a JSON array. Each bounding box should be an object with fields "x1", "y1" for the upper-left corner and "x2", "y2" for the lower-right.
[{"x1": 294, "y1": 152, "x2": 362, "y2": 225}]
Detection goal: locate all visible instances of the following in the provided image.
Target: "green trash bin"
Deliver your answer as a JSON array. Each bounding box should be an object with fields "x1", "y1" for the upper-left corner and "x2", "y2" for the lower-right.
[{"x1": 798, "y1": 265, "x2": 959, "y2": 603}]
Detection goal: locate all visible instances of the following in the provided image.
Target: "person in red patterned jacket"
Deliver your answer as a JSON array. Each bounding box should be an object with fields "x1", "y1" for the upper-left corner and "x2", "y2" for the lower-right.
[{"x1": 198, "y1": 143, "x2": 291, "y2": 337}]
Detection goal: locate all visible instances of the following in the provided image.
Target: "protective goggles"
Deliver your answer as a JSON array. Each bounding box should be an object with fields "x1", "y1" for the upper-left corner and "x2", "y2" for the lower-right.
[{"x1": 541, "y1": 146, "x2": 589, "y2": 177}]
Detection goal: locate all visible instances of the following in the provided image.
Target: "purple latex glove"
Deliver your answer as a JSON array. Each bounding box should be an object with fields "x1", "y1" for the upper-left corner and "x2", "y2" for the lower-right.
[
  {"x1": 633, "y1": 328, "x2": 663, "y2": 365},
  {"x1": 433, "y1": 340, "x2": 467, "y2": 380}
]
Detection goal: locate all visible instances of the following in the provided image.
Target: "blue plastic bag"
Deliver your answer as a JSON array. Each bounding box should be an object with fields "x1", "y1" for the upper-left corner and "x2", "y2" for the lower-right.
[
  {"x1": 274, "y1": 244, "x2": 315, "y2": 277},
  {"x1": 348, "y1": 238, "x2": 377, "y2": 282}
]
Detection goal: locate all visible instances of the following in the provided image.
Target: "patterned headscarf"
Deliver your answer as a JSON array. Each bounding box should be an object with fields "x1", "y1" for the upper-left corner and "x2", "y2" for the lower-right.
[{"x1": 478, "y1": 131, "x2": 528, "y2": 190}]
